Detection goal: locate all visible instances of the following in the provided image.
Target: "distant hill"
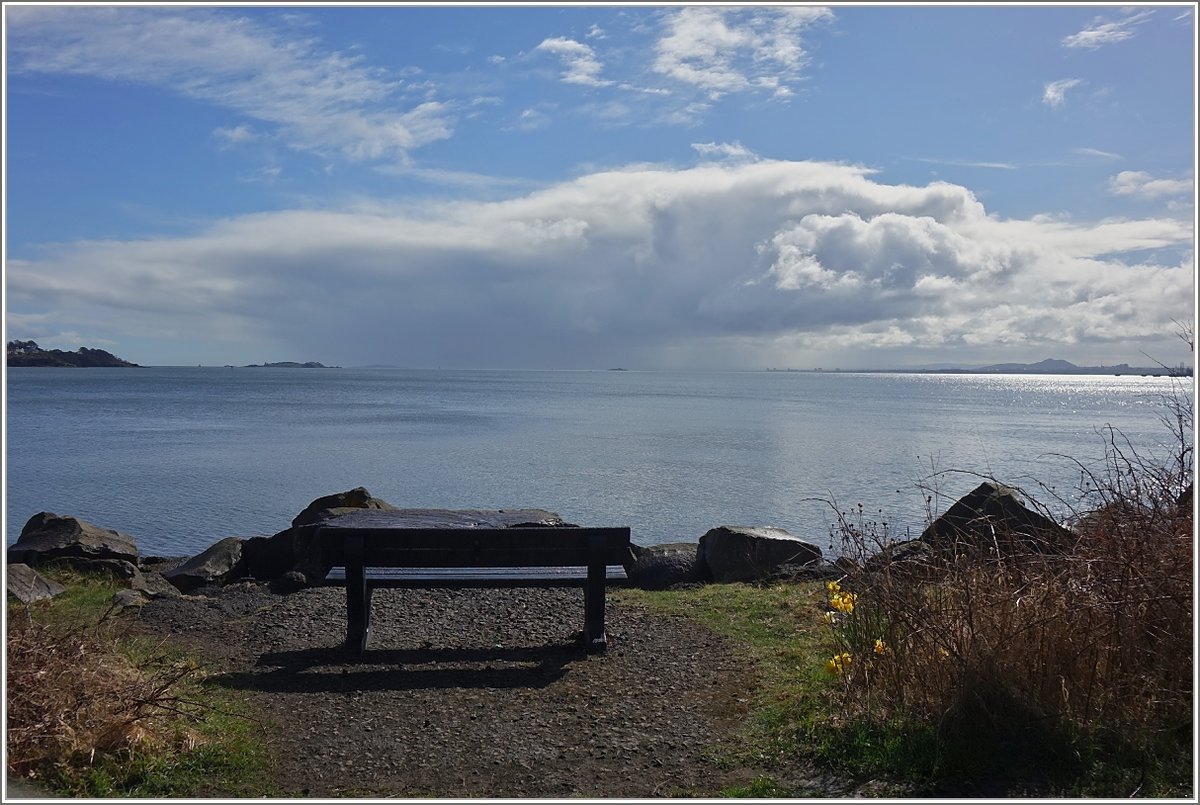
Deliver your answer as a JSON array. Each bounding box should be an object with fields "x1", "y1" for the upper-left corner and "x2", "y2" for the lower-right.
[
  {"x1": 6, "y1": 340, "x2": 139, "y2": 368},
  {"x1": 970, "y1": 358, "x2": 1190, "y2": 376}
]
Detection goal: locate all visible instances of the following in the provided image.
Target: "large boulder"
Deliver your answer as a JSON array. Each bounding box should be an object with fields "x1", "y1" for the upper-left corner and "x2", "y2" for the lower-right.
[
  {"x1": 243, "y1": 487, "x2": 400, "y2": 584},
  {"x1": 290, "y1": 486, "x2": 398, "y2": 528},
  {"x1": 920, "y1": 482, "x2": 1072, "y2": 556},
  {"x1": 625, "y1": 542, "x2": 710, "y2": 589},
  {"x1": 8, "y1": 512, "x2": 139, "y2": 567},
  {"x1": 699, "y1": 525, "x2": 823, "y2": 584},
  {"x1": 163, "y1": 536, "x2": 245, "y2": 593},
  {"x1": 7, "y1": 563, "x2": 67, "y2": 603}
]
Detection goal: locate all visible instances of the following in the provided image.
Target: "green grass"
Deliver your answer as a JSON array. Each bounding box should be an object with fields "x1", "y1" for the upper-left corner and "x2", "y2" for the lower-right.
[
  {"x1": 7, "y1": 568, "x2": 278, "y2": 798},
  {"x1": 720, "y1": 775, "x2": 797, "y2": 797}
]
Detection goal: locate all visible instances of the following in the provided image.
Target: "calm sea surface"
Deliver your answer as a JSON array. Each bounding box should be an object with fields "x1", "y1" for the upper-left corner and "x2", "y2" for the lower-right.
[{"x1": 4, "y1": 367, "x2": 1185, "y2": 557}]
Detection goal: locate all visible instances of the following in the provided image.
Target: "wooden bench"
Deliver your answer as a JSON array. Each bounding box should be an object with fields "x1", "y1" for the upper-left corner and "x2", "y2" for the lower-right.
[{"x1": 317, "y1": 511, "x2": 632, "y2": 655}]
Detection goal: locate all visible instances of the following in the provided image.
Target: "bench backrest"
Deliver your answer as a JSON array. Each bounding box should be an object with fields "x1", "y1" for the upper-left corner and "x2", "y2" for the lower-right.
[{"x1": 319, "y1": 526, "x2": 632, "y2": 568}]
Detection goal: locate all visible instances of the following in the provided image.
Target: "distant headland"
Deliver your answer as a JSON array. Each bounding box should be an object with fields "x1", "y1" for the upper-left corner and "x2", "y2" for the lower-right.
[{"x1": 6, "y1": 340, "x2": 139, "y2": 368}]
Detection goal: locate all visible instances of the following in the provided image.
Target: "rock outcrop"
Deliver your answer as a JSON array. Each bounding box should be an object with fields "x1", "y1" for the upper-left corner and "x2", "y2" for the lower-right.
[
  {"x1": 919, "y1": 482, "x2": 1072, "y2": 556},
  {"x1": 699, "y1": 525, "x2": 822, "y2": 583},
  {"x1": 290, "y1": 487, "x2": 399, "y2": 529},
  {"x1": 163, "y1": 536, "x2": 245, "y2": 593},
  {"x1": 8, "y1": 512, "x2": 140, "y2": 567},
  {"x1": 625, "y1": 542, "x2": 709, "y2": 589},
  {"x1": 242, "y1": 487, "x2": 401, "y2": 584}
]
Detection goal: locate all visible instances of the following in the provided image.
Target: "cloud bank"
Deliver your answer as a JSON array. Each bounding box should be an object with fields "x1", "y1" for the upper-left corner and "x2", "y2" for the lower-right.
[{"x1": 7, "y1": 161, "x2": 1193, "y2": 368}]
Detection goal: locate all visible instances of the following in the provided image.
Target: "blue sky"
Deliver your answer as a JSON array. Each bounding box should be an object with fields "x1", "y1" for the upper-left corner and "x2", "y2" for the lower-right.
[{"x1": 4, "y1": 3, "x2": 1196, "y2": 369}]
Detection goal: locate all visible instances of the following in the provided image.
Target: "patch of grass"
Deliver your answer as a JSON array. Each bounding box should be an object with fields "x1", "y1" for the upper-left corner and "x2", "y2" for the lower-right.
[
  {"x1": 6, "y1": 569, "x2": 278, "y2": 798},
  {"x1": 720, "y1": 775, "x2": 795, "y2": 797}
]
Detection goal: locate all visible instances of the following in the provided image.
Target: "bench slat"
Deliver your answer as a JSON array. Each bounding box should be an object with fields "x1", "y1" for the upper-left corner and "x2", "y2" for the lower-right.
[
  {"x1": 329, "y1": 549, "x2": 629, "y2": 568},
  {"x1": 325, "y1": 565, "x2": 628, "y2": 589}
]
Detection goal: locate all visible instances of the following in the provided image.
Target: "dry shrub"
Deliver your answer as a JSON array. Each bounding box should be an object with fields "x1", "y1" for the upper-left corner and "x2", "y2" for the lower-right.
[
  {"x1": 825, "y1": 380, "x2": 1193, "y2": 776},
  {"x1": 6, "y1": 610, "x2": 207, "y2": 780}
]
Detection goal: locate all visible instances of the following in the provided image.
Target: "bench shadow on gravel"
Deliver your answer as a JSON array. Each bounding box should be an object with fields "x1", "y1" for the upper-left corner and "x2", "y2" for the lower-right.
[{"x1": 208, "y1": 643, "x2": 580, "y2": 694}]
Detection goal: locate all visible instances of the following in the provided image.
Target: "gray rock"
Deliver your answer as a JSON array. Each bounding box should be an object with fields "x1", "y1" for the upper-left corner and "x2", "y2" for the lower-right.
[
  {"x1": 626, "y1": 542, "x2": 709, "y2": 589},
  {"x1": 270, "y1": 570, "x2": 310, "y2": 593},
  {"x1": 6, "y1": 563, "x2": 67, "y2": 603},
  {"x1": 242, "y1": 487, "x2": 402, "y2": 582},
  {"x1": 920, "y1": 482, "x2": 1072, "y2": 556},
  {"x1": 164, "y1": 536, "x2": 246, "y2": 593},
  {"x1": 8, "y1": 512, "x2": 139, "y2": 567},
  {"x1": 759, "y1": 561, "x2": 843, "y2": 585},
  {"x1": 290, "y1": 486, "x2": 398, "y2": 529},
  {"x1": 112, "y1": 588, "x2": 148, "y2": 609},
  {"x1": 861, "y1": 539, "x2": 943, "y2": 580},
  {"x1": 699, "y1": 525, "x2": 823, "y2": 583},
  {"x1": 73, "y1": 558, "x2": 140, "y2": 580},
  {"x1": 130, "y1": 569, "x2": 184, "y2": 599}
]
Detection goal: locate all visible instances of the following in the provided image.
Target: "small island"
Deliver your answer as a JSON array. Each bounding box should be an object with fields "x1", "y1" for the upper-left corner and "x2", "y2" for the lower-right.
[
  {"x1": 240, "y1": 361, "x2": 338, "y2": 369},
  {"x1": 6, "y1": 340, "x2": 139, "y2": 368}
]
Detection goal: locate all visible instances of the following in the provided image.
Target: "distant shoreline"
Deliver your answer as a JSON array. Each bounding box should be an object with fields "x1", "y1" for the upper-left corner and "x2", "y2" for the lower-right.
[{"x1": 767, "y1": 358, "x2": 1192, "y2": 377}]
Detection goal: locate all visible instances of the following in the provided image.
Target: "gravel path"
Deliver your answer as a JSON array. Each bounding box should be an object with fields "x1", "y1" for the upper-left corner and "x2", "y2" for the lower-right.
[{"x1": 134, "y1": 581, "x2": 832, "y2": 798}]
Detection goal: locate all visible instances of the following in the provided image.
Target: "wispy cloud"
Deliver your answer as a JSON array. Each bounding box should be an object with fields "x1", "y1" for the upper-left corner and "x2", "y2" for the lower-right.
[
  {"x1": 1108, "y1": 170, "x2": 1193, "y2": 200},
  {"x1": 1062, "y1": 9, "x2": 1154, "y2": 49},
  {"x1": 507, "y1": 107, "x2": 553, "y2": 132},
  {"x1": 652, "y1": 6, "x2": 833, "y2": 99},
  {"x1": 908, "y1": 156, "x2": 1018, "y2": 170},
  {"x1": 1074, "y1": 147, "x2": 1122, "y2": 161},
  {"x1": 213, "y1": 124, "x2": 257, "y2": 144},
  {"x1": 535, "y1": 37, "x2": 612, "y2": 87},
  {"x1": 6, "y1": 6, "x2": 453, "y2": 163},
  {"x1": 1042, "y1": 78, "x2": 1083, "y2": 108}
]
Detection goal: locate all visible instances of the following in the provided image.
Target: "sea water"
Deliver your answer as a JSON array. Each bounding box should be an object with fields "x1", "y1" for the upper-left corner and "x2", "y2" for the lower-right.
[{"x1": 4, "y1": 367, "x2": 1185, "y2": 557}]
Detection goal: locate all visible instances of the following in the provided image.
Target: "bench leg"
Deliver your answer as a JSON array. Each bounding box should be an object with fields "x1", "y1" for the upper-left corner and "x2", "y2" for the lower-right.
[
  {"x1": 345, "y1": 544, "x2": 371, "y2": 655},
  {"x1": 584, "y1": 561, "x2": 607, "y2": 653},
  {"x1": 346, "y1": 583, "x2": 373, "y2": 655}
]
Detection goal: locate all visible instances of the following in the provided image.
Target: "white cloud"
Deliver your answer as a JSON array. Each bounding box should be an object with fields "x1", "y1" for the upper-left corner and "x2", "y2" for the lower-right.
[
  {"x1": 5, "y1": 6, "x2": 453, "y2": 163},
  {"x1": 213, "y1": 124, "x2": 257, "y2": 144},
  {"x1": 1108, "y1": 170, "x2": 1194, "y2": 200},
  {"x1": 691, "y1": 141, "x2": 758, "y2": 162},
  {"x1": 7, "y1": 160, "x2": 1192, "y2": 368},
  {"x1": 1062, "y1": 9, "x2": 1154, "y2": 49},
  {"x1": 535, "y1": 36, "x2": 612, "y2": 87},
  {"x1": 653, "y1": 6, "x2": 833, "y2": 99},
  {"x1": 1042, "y1": 78, "x2": 1083, "y2": 108}
]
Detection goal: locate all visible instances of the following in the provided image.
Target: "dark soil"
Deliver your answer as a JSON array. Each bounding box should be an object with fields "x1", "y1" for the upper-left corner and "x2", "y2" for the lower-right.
[{"x1": 133, "y1": 581, "x2": 849, "y2": 798}]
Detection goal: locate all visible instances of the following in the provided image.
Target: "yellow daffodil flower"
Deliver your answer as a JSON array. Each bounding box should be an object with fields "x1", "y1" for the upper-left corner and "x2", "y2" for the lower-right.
[{"x1": 825, "y1": 652, "x2": 853, "y2": 675}]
